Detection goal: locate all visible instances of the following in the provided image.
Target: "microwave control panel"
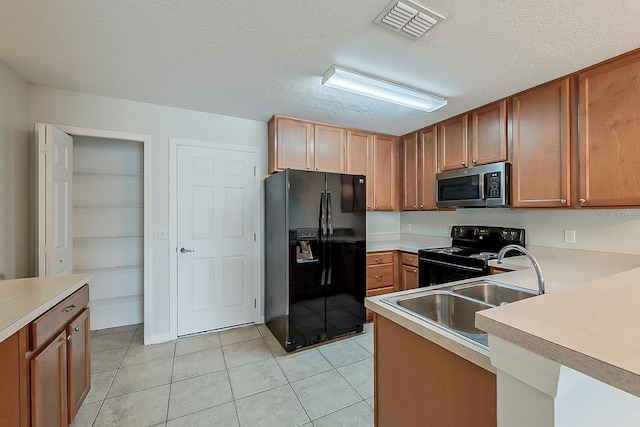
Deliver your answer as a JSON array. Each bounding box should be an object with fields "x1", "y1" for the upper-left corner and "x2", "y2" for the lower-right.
[{"x1": 486, "y1": 172, "x2": 502, "y2": 198}]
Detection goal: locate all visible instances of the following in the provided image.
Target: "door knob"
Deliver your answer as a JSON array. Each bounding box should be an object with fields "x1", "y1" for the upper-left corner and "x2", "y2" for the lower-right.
[{"x1": 180, "y1": 248, "x2": 195, "y2": 253}]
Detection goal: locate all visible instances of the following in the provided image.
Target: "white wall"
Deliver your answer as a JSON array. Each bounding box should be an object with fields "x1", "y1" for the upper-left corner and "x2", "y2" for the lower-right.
[
  {"x1": 30, "y1": 85, "x2": 267, "y2": 342},
  {"x1": 400, "y1": 208, "x2": 640, "y2": 254},
  {"x1": 0, "y1": 61, "x2": 30, "y2": 279}
]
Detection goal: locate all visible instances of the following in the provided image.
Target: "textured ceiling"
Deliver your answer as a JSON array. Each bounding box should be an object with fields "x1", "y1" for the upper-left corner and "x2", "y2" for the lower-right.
[{"x1": 1, "y1": 1, "x2": 640, "y2": 135}]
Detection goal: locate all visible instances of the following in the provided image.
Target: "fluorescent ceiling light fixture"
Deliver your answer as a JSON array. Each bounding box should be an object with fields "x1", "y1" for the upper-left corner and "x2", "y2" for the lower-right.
[{"x1": 322, "y1": 65, "x2": 447, "y2": 112}]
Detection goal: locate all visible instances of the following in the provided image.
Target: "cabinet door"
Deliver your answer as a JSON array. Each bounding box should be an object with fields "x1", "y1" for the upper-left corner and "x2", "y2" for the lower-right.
[
  {"x1": 345, "y1": 130, "x2": 370, "y2": 175},
  {"x1": 511, "y1": 78, "x2": 571, "y2": 208},
  {"x1": 419, "y1": 127, "x2": 438, "y2": 210},
  {"x1": 402, "y1": 132, "x2": 419, "y2": 211},
  {"x1": 438, "y1": 115, "x2": 469, "y2": 171},
  {"x1": 370, "y1": 135, "x2": 399, "y2": 211},
  {"x1": 67, "y1": 308, "x2": 91, "y2": 423},
  {"x1": 314, "y1": 124, "x2": 345, "y2": 173},
  {"x1": 470, "y1": 100, "x2": 508, "y2": 166},
  {"x1": 31, "y1": 330, "x2": 68, "y2": 427},
  {"x1": 579, "y1": 52, "x2": 640, "y2": 206},
  {"x1": 274, "y1": 118, "x2": 313, "y2": 172},
  {"x1": 402, "y1": 265, "x2": 419, "y2": 290},
  {"x1": 0, "y1": 329, "x2": 28, "y2": 427}
]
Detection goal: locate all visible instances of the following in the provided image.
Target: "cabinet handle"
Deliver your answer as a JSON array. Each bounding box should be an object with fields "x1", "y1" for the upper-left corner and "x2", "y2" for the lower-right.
[
  {"x1": 374, "y1": 257, "x2": 382, "y2": 261},
  {"x1": 560, "y1": 199, "x2": 567, "y2": 204},
  {"x1": 63, "y1": 305, "x2": 76, "y2": 314},
  {"x1": 374, "y1": 275, "x2": 383, "y2": 280},
  {"x1": 374, "y1": 205, "x2": 378, "y2": 209},
  {"x1": 67, "y1": 335, "x2": 72, "y2": 341},
  {"x1": 579, "y1": 198, "x2": 586, "y2": 203},
  {"x1": 74, "y1": 326, "x2": 80, "y2": 332},
  {"x1": 408, "y1": 258, "x2": 414, "y2": 262},
  {"x1": 420, "y1": 204, "x2": 423, "y2": 208}
]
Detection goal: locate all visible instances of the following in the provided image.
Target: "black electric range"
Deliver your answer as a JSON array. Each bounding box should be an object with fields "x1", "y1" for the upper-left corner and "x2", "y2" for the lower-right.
[{"x1": 418, "y1": 226, "x2": 526, "y2": 287}]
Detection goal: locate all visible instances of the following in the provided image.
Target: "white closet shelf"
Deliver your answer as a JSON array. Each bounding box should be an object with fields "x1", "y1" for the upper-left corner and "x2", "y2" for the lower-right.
[
  {"x1": 73, "y1": 236, "x2": 143, "y2": 246},
  {"x1": 74, "y1": 265, "x2": 143, "y2": 274},
  {"x1": 74, "y1": 171, "x2": 143, "y2": 178},
  {"x1": 73, "y1": 204, "x2": 143, "y2": 209}
]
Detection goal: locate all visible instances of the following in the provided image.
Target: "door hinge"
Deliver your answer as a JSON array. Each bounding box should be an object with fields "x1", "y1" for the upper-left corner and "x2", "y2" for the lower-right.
[
  {"x1": 254, "y1": 165, "x2": 256, "y2": 176},
  {"x1": 254, "y1": 232, "x2": 256, "y2": 242},
  {"x1": 41, "y1": 143, "x2": 48, "y2": 154},
  {"x1": 254, "y1": 299, "x2": 257, "y2": 309},
  {"x1": 42, "y1": 245, "x2": 48, "y2": 255}
]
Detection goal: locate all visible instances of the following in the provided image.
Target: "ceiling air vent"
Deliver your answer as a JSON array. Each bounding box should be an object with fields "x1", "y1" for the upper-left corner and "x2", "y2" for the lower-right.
[{"x1": 374, "y1": 0, "x2": 444, "y2": 39}]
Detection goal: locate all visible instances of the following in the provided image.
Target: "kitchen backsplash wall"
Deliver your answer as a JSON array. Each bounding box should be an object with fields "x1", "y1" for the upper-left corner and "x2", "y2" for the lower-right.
[{"x1": 368, "y1": 209, "x2": 640, "y2": 255}]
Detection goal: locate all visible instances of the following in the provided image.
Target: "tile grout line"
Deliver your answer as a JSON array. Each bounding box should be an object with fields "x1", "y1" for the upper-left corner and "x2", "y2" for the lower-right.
[{"x1": 164, "y1": 336, "x2": 177, "y2": 424}]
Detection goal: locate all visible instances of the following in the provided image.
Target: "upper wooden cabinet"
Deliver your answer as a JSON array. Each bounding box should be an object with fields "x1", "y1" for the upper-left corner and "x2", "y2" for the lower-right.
[
  {"x1": 402, "y1": 127, "x2": 438, "y2": 211},
  {"x1": 268, "y1": 116, "x2": 346, "y2": 174},
  {"x1": 470, "y1": 100, "x2": 508, "y2": 166},
  {"x1": 368, "y1": 134, "x2": 400, "y2": 211},
  {"x1": 346, "y1": 130, "x2": 370, "y2": 176},
  {"x1": 511, "y1": 78, "x2": 571, "y2": 208},
  {"x1": 438, "y1": 114, "x2": 469, "y2": 171},
  {"x1": 578, "y1": 51, "x2": 640, "y2": 207}
]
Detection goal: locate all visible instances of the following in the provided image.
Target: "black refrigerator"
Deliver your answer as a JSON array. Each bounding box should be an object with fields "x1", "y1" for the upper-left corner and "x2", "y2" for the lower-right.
[{"x1": 265, "y1": 169, "x2": 367, "y2": 352}]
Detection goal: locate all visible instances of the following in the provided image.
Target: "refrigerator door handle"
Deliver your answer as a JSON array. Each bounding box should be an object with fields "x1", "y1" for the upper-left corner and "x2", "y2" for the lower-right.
[
  {"x1": 318, "y1": 191, "x2": 327, "y2": 286},
  {"x1": 326, "y1": 192, "x2": 333, "y2": 286}
]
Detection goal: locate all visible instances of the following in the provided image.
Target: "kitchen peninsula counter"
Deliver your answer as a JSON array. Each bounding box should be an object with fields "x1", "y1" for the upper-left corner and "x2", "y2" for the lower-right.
[{"x1": 0, "y1": 273, "x2": 92, "y2": 342}]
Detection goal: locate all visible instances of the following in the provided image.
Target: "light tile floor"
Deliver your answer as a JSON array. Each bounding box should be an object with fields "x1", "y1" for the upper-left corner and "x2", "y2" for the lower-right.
[{"x1": 72, "y1": 323, "x2": 374, "y2": 427}]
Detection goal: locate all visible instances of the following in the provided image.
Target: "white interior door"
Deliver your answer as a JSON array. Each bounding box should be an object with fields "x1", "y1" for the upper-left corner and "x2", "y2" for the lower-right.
[
  {"x1": 37, "y1": 124, "x2": 74, "y2": 276},
  {"x1": 177, "y1": 145, "x2": 257, "y2": 336}
]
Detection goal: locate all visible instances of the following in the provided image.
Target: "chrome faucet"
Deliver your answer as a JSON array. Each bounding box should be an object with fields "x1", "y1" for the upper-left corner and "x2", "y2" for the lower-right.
[{"x1": 497, "y1": 244, "x2": 545, "y2": 295}]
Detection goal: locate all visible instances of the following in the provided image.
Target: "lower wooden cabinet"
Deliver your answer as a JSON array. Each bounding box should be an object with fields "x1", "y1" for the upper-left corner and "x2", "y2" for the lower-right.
[
  {"x1": 374, "y1": 315, "x2": 496, "y2": 427},
  {"x1": 400, "y1": 252, "x2": 419, "y2": 290},
  {"x1": 366, "y1": 251, "x2": 400, "y2": 322},
  {"x1": 0, "y1": 285, "x2": 91, "y2": 427}
]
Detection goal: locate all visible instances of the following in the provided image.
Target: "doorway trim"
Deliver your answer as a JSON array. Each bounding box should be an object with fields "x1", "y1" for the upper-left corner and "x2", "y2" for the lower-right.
[
  {"x1": 35, "y1": 123, "x2": 153, "y2": 343},
  {"x1": 169, "y1": 137, "x2": 262, "y2": 340}
]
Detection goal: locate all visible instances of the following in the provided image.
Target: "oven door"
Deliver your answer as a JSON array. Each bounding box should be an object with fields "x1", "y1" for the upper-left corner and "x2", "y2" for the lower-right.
[{"x1": 418, "y1": 257, "x2": 488, "y2": 287}]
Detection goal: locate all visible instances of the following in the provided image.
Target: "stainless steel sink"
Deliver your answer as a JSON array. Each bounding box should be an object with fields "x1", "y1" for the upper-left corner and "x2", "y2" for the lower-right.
[
  {"x1": 381, "y1": 280, "x2": 538, "y2": 349},
  {"x1": 388, "y1": 291, "x2": 492, "y2": 348},
  {"x1": 450, "y1": 281, "x2": 536, "y2": 306}
]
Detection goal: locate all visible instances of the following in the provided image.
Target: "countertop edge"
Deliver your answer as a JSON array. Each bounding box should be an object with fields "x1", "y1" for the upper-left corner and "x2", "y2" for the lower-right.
[
  {"x1": 366, "y1": 295, "x2": 495, "y2": 373},
  {"x1": 475, "y1": 312, "x2": 640, "y2": 398},
  {"x1": 0, "y1": 274, "x2": 92, "y2": 342}
]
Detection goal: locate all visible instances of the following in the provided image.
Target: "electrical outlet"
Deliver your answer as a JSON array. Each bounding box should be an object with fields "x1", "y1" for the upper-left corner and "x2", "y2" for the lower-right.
[
  {"x1": 564, "y1": 229, "x2": 576, "y2": 244},
  {"x1": 444, "y1": 224, "x2": 452, "y2": 235},
  {"x1": 406, "y1": 223, "x2": 412, "y2": 231}
]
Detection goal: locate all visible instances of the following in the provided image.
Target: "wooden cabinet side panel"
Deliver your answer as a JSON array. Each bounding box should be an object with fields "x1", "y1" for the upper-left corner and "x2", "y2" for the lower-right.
[
  {"x1": 438, "y1": 115, "x2": 468, "y2": 171},
  {"x1": 345, "y1": 130, "x2": 370, "y2": 176},
  {"x1": 67, "y1": 308, "x2": 91, "y2": 423},
  {"x1": 402, "y1": 132, "x2": 419, "y2": 210},
  {"x1": 579, "y1": 52, "x2": 640, "y2": 206},
  {"x1": 314, "y1": 124, "x2": 345, "y2": 173},
  {"x1": 0, "y1": 329, "x2": 25, "y2": 427},
  {"x1": 471, "y1": 100, "x2": 508, "y2": 166},
  {"x1": 401, "y1": 264, "x2": 419, "y2": 290},
  {"x1": 511, "y1": 79, "x2": 571, "y2": 208},
  {"x1": 374, "y1": 315, "x2": 496, "y2": 427},
  {"x1": 31, "y1": 330, "x2": 68, "y2": 427},
  {"x1": 419, "y1": 127, "x2": 438, "y2": 210}
]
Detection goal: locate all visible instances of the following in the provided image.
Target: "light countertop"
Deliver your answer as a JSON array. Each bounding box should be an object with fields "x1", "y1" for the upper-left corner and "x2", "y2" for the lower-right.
[
  {"x1": 366, "y1": 234, "x2": 450, "y2": 253},
  {"x1": 366, "y1": 244, "x2": 640, "y2": 393},
  {"x1": 0, "y1": 274, "x2": 92, "y2": 342}
]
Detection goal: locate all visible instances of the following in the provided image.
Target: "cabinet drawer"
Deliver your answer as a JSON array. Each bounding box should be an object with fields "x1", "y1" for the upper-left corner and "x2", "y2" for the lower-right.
[
  {"x1": 31, "y1": 285, "x2": 89, "y2": 351},
  {"x1": 367, "y1": 252, "x2": 394, "y2": 265},
  {"x1": 401, "y1": 252, "x2": 419, "y2": 267},
  {"x1": 367, "y1": 265, "x2": 394, "y2": 289}
]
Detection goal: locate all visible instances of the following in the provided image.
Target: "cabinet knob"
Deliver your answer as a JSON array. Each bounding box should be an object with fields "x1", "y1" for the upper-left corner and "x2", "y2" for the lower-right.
[
  {"x1": 367, "y1": 205, "x2": 371, "y2": 209},
  {"x1": 461, "y1": 161, "x2": 466, "y2": 166},
  {"x1": 374, "y1": 257, "x2": 381, "y2": 261},
  {"x1": 409, "y1": 258, "x2": 414, "y2": 262},
  {"x1": 374, "y1": 275, "x2": 383, "y2": 280},
  {"x1": 374, "y1": 205, "x2": 378, "y2": 209},
  {"x1": 579, "y1": 198, "x2": 586, "y2": 203},
  {"x1": 74, "y1": 326, "x2": 80, "y2": 332},
  {"x1": 472, "y1": 159, "x2": 477, "y2": 164},
  {"x1": 560, "y1": 199, "x2": 567, "y2": 204},
  {"x1": 413, "y1": 205, "x2": 417, "y2": 208},
  {"x1": 420, "y1": 204, "x2": 423, "y2": 208},
  {"x1": 67, "y1": 335, "x2": 72, "y2": 341},
  {"x1": 307, "y1": 166, "x2": 310, "y2": 170},
  {"x1": 315, "y1": 166, "x2": 319, "y2": 170},
  {"x1": 413, "y1": 269, "x2": 418, "y2": 273}
]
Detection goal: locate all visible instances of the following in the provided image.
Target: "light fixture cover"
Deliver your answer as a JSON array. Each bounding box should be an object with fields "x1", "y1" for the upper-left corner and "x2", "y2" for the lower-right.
[{"x1": 322, "y1": 65, "x2": 447, "y2": 112}]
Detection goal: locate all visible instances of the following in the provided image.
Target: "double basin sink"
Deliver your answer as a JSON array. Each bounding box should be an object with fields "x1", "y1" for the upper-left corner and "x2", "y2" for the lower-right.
[{"x1": 381, "y1": 280, "x2": 537, "y2": 349}]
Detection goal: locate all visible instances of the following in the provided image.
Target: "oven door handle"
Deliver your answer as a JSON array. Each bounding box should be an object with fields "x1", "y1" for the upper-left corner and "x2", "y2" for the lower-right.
[{"x1": 419, "y1": 257, "x2": 485, "y2": 273}]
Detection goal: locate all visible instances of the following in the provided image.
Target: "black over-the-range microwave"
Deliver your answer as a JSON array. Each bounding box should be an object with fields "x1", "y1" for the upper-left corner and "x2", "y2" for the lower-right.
[{"x1": 436, "y1": 162, "x2": 511, "y2": 208}]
